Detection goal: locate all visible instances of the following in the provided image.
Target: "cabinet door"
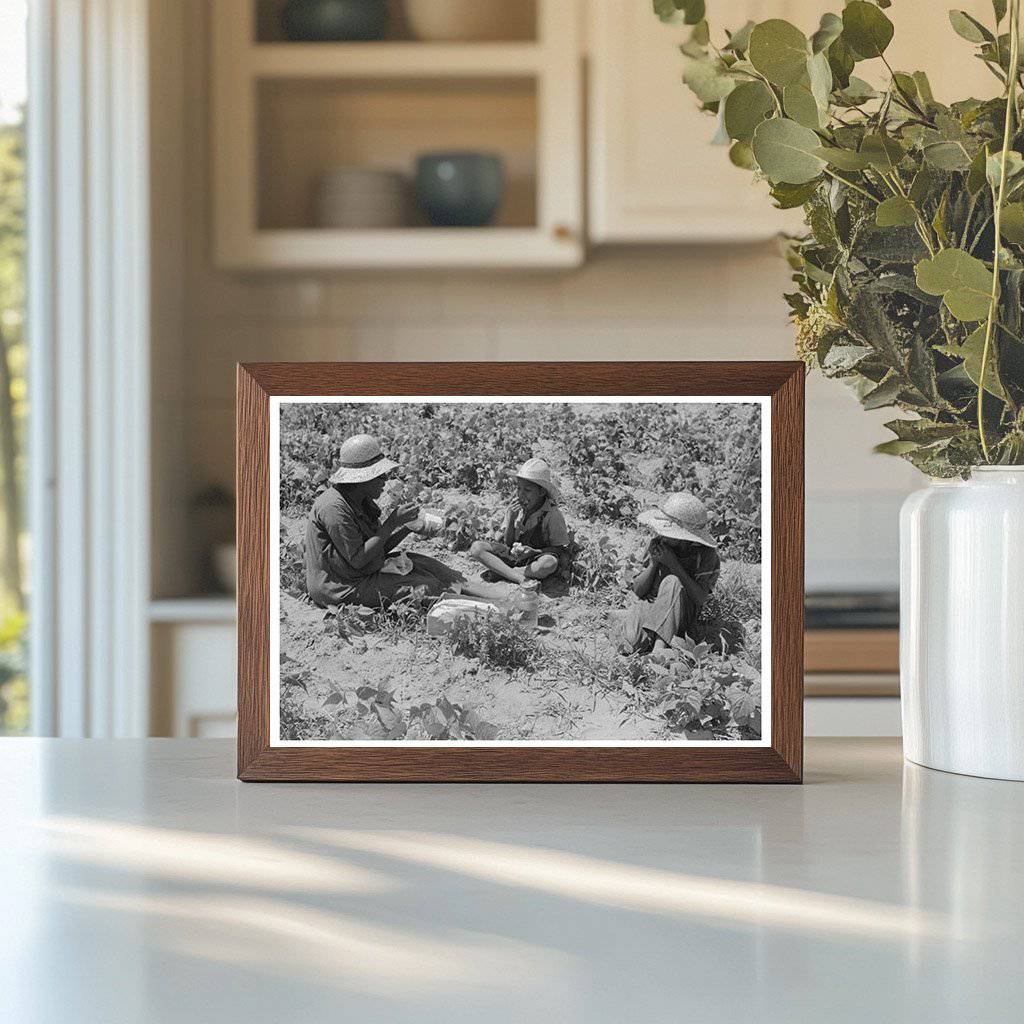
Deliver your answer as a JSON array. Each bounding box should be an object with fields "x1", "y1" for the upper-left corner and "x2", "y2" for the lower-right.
[
  {"x1": 588, "y1": 1, "x2": 813, "y2": 243},
  {"x1": 588, "y1": 1, "x2": 1002, "y2": 245}
]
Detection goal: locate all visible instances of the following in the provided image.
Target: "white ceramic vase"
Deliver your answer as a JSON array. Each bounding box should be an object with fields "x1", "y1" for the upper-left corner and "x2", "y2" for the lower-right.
[{"x1": 900, "y1": 467, "x2": 1024, "y2": 780}]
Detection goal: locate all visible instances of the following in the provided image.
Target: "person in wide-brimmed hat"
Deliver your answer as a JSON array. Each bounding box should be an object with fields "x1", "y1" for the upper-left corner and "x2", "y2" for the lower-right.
[
  {"x1": 616, "y1": 492, "x2": 721, "y2": 654},
  {"x1": 305, "y1": 433, "x2": 504, "y2": 608},
  {"x1": 469, "y1": 457, "x2": 571, "y2": 590}
]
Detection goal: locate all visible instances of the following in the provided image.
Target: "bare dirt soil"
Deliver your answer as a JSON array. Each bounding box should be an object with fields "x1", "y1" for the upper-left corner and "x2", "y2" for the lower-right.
[{"x1": 277, "y1": 494, "x2": 762, "y2": 744}]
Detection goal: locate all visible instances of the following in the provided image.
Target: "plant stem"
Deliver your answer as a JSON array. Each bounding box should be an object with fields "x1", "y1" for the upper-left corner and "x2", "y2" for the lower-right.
[
  {"x1": 981, "y1": 57, "x2": 1009, "y2": 87},
  {"x1": 881, "y1": 54, "x2": 930, "y2": 120},
  {"x1": 871, "y1": 167, "x2": 937, "y2": 254},
  {"x1": 979, "y1": 0, "x2": 1021, "y2": 462},
  {"x1": 750, "y1": 69, "x2": 783, "y2": 116},
  {"x1": 821, "y1": 167, "x2": 879, "y2": 203}
]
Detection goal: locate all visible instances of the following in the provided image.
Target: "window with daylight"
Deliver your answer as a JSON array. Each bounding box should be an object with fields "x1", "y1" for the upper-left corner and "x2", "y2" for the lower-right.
[{"x1": 0, "y1": 0, "x2": 28, "y2": 734}]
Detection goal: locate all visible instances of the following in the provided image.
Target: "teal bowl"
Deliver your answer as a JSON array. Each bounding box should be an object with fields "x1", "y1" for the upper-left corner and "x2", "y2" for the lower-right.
[
  {"x1": 415, "y1": 152, "x2": 505, "y2": 228},
  {"x1": 281, "y1": 0, "x2": 388, "y2": 42}
]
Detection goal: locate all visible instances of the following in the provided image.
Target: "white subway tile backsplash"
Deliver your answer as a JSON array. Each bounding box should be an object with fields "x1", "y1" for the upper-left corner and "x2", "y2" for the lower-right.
[
  {"x1": 558, "y1": 251, "x2": 727, "y2": 321},
  {"x1": 324, "y1": 274, "x2": 447, "y2": 323},
  {"x1": 188, "y1": 275, "x2": 327, "y2": 323},
  {"x1": 353, "y1": 325, "x2": 497, "y2": 362},
  {"x1": 806, "y1": 490, "x2": 906, "y2": 591},
  {"x1": 441, "y1": 272, "x2": 564, "y2": 320}
]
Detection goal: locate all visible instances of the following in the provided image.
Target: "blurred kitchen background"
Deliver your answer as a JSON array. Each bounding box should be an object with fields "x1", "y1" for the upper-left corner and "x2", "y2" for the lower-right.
[{"x1": 2, "y1": 0, "x2": 997, "y2": 740}]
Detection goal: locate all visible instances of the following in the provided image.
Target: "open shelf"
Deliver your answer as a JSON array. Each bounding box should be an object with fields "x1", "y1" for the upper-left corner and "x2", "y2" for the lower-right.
[
  {"x1": 249, "y1": 42, "x2": 544, "y2": 77},
  {"x1": 221, "y1": 227, "x2": 578, "y2": 269},
  {"x1": 257, "y1": 76, "x2": 537, "y2": 232},
  {"x1": 213, "y1": 0, "x2": 581, "y2": 269},
  {"x1": 254, "y1": 0, "x2": 538, "y2": 45}
]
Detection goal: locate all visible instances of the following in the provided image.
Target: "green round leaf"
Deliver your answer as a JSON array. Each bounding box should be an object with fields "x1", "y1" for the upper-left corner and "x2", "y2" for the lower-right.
[
  {"x1": 681, "y1": 55, "x2": 736, "y2": 103},
  {"x1": 948, "y1": 10, "x2": 993, "y2": 44},
  {"x1": 724, "y1": 20, "x2": 755, "y2": 53},
  {"x1": 914, "y1": 249, "x2": 994, "y2": 321},
  {"x1": 860, "y1": 132, "x2": 906, "y2": 172},
  {"x1": 910, "y1": 165, "x2": 937, "y2": 204},
  {"x1": 892, "y1": 72, "x2": 919, "y2": 102},
  {"x1": 842, "y1": 1, "x2": 894, "y2": 59},
  {"x1": 828, "y1": 35, "x2": 855, "y2": 88},
  {"x1": 958, "y1": 325, "x2": 1007, "y2": 398},
  {"x1": 748, "y1": 19, "x2": 810, "y2": 86},
  {"x1": 999, "y1": 202, "x2": 1024, "y2": 243},
  {"x1": 728, "y1": 140, "x2": 758, "y2": 170},
  {"x1": 807, "y1": 51, "x2": 833, "y2": 108},
  {"x1": 810, "y1": 12, "x2": 843, "y2": 54},
  {"x1": 770, "y1": 179, "x2": 820, "y2": 209},
  {"x1": 783, "y1": 83, "x2": 821, "y2": 128},
  {"x1": 752, "y1": 117, "x2": 826, "y2": 184},
  {"x1": 986, "y1": 150, "x2": 1024, "y2": 190},
  {"x1": 874, "y1": 439, "x2": 922, "y2": 456},
  {"x1": 923, "y1": 141, "x2": 973, "y2": 171},
  {"x1": 814, "y1": 145, "x2": 872, "y2": 170},
  {"x1": 912, "y1": 71, "x2": 935, "y2": 103},
  {"x1": 875, "y1": 196, "x2": 918, "y2": 228},
  {"x1": 836, "y1": 75, "x2": 877, "y2": 105},
  {"x1": 967, "y1": 143, "x2": 994, "y2": 194},
  {"x1": 723, "y1": 81, "x2": 775, "y2": 143},
  {"x1": 653, "y1": 0, "x2": 677, "y2": 23},
  {"x1": 654, "y1": 0, "x2": 705, "y2": 25},
  {"x1": 681, "y1": 0, "x2": 705, "y2": 25}
]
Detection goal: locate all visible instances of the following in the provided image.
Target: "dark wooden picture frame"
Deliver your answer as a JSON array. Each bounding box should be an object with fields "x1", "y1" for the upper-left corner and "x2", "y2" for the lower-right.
[{"x1": 237, "y1": 362, "x2": 804, "y2": 782}]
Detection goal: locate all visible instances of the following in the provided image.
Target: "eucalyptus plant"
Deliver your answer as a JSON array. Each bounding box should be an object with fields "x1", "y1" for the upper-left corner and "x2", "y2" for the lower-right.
[{"x1": 659, "y1": 0, "x2": 1024, "y2": 474}]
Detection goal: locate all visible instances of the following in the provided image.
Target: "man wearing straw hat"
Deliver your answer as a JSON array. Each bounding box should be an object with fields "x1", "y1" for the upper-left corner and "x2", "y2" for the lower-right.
[
  {"x1": 616, "y1": 492, "x2": 721, "y2": 655},
  {"x1": 305, "y1": 433, "x2": 503, "y2": 608}
]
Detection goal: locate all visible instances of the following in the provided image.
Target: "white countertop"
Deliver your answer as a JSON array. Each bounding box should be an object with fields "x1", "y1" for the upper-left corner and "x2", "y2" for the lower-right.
[{"x1": 1, "y1": 738, "x2": 1021, "y2": 1023}]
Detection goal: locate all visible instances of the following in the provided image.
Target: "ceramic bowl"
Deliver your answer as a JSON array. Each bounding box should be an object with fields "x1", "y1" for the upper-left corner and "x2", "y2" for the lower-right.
[
  {"x1": 315, "y1": 168, "x2": 409, "y2": 228},
  {"x1": 281, "y1": 0, "x2": 388, "y2": 42},
  {"x1": 403, "y1": 0, "x2": 534, "y2": 42},
  {"x1": 415, "y1": 152, "x2": 505, "y2": 228}
]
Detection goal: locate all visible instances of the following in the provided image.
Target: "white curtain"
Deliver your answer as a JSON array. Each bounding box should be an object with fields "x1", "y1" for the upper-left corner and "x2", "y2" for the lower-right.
[{"x1": 28, "y1": 0, "x2": 150, "y2": 736}]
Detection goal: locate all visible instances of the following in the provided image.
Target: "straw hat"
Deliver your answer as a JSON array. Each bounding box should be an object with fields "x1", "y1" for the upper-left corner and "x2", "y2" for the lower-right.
[
  {"x1": 515, "y1": 458, "x2": 560, "y2": 501},
  {"x1": 328, "y1": 434, "x2": 399, "y2": 485},
  {"x1": 638, "y1": 492, "x2": 718, "y2": 548}
]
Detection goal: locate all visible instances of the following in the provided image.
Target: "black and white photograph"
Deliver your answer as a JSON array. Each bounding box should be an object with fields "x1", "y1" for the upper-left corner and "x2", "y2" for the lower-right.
[{"x1": 271, "y1": 396, "x2": 770, "y2": 746}]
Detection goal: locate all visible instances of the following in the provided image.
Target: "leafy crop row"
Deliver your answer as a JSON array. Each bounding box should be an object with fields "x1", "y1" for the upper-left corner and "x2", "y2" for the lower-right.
[{"x1": 279, "y1": 400, "x2": 762, "y2": 561}]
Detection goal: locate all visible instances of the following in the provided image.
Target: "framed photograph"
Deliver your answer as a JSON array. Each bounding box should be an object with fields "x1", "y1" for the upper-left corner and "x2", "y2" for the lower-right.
[{"x1": 237, "y1": 362, "x2": 803, "y2": 782}]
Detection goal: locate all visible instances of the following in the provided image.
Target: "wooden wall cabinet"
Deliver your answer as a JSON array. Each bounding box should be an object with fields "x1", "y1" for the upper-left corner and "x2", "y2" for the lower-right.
[
  {"x1": 212, "y1": 0, "x2": 583, "y2": 268},
  {"x1": 212, "y1": 1, "x2": 1002, "y2": 263}
]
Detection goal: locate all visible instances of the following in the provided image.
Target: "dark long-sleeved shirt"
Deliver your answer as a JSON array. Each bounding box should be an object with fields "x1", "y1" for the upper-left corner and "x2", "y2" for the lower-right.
[
  {"x1": 634, "y1": 543, "x2": 721, "y2": 602},
  {"x1": 304, "y1": 487, "x2": 384, "y2": 605}
]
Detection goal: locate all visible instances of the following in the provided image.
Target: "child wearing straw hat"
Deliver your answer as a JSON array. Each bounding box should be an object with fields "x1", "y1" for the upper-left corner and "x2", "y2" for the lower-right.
[
  {"x1": 616, "y1": 492, "x2": 721, "y2": 655},
  {"x1": 469, "y1": 458, "x2": 571, "y2": 589},
  {"x1": 305, "y1": 433, "x2": 505, "y2": 608}
]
